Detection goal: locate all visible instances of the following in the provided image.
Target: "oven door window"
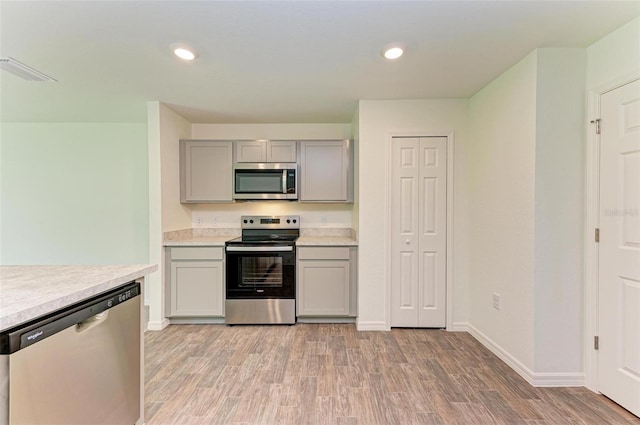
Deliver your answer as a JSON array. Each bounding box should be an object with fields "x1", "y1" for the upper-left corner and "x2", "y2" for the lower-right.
[
  {"x1": 240, "y1": 256, "x2": 283, "y2": 288},
  {"x1": 226, "y1": 251, "x2": 295, "y2": 299}
]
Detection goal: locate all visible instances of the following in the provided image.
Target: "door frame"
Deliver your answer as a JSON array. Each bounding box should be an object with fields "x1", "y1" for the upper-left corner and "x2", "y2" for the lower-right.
[
  {"x1": 584, "y1": 73, "x2": 640, "y2": 392},
  {"x1": 385, "y1": 131, "x2": 456, "y2": 330}
]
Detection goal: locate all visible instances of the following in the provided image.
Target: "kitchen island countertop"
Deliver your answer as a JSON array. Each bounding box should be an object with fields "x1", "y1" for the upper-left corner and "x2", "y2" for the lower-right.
[{"x1": 0, "y1": 264, "x2": 157, "y2": 332}]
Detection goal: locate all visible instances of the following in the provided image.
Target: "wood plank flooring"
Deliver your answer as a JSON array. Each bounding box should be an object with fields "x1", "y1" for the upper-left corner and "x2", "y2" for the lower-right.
[{"x1": 144, "y1": 324, "x2": 639, "y2": 424}]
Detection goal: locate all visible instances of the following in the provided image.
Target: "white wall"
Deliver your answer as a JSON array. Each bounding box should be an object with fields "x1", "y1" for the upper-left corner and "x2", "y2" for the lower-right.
[
  {"x1": 468, "y1": 48, "x2": 587, "y2": 380},
  {"x1": 586, "y1": 17, "x2": 640, "y2": 89},
  {"x1": 146, "y1": 101, "x2": 192, "y2": 329},
  {"x1": 468, "y1": 52, "x2": 538, "y2": 371},
  {"x1": 351, "y1": 107, "x2": 360, "y2": 235},
  {"x1": 534, "y1": 48, "x2": 586, "y2": 374},
  {"x1": 0, "y1": 123, "x2": 148, "y2": 265},
  {"x1": 191, "y1": 123, "x2": 352, "y2": 140},
  {"x1": 160, "y1": 106, "x2": 192, "y2": 232},
  {"x1": 356, "y1": 99, "x2": 470, "y2": 330},
  {"x1": 188, "y1": 123, "x2": 354, "y2": 229}
]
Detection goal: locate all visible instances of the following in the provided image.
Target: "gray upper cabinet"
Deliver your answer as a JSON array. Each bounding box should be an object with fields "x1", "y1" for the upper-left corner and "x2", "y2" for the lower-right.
[
  {"x1": 236, "y1": 140, "x2": 297, "y2": 163},
  {"x1": 235, "y1": 140, "x2": 265, "y2": 162},
  {"x1": 180, "y1": 140, "x2": 233, "y2": 203},
  {"x1": 299, "y1": 140, "x2": 353, "y2": 202}
]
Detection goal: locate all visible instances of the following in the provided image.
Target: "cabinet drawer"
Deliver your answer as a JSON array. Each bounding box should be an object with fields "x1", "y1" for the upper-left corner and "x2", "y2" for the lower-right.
[
  {"x1": 298, "y1": 247, "x2": 350, "y2": 260},
  {"x1": 170, "y1": 247, "x2": 223, "y2": 260}
]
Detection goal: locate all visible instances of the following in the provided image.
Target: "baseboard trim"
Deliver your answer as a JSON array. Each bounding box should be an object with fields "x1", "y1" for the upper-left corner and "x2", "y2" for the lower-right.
[
  {"x1": 146, "y1": 318, "x2": 170, "y2": 331},
  {"x1": 530, "y1": 372, "x2": 585, "y2": 387},
  {"x1": 169, "y1": 317, "x2": 226, "y2": 325},
  {"x1": 448, "y1": 321, "x2": 470, "y2": 332},
  {"x1": 467, "y1": 324, "x2": 585, "y2": 387},
  {"x1": 298, "y1": 317, "x2": 357, "y2": 324},
  {"x1": 356, "y1": 320, "x2": 389, "y2": 331}
]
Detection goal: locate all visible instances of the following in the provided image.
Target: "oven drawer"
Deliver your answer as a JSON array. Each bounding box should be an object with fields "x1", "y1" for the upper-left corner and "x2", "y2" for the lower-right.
[{"x1": 170, "y1": 247, "x2": 223, "y2": 260}]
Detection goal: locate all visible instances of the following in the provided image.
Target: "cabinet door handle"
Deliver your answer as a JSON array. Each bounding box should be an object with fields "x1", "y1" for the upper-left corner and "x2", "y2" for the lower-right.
[{"x1": 405, "y1": 239, "x2": 410, "y2": 245}]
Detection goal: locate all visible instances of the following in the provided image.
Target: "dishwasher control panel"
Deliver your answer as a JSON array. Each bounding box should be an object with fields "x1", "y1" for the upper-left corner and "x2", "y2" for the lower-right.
[{"x1": 0, "y1": 281, "x2": 140, "y2": 354}]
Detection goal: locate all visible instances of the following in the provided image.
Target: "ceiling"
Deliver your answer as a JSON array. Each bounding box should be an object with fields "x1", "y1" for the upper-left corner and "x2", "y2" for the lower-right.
[{"x1": 1, "y1": 1, "x2": 638, "y2": 124}]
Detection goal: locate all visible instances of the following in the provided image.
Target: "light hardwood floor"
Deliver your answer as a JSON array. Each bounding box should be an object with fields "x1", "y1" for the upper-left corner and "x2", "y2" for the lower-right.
[{"x1": 144, "y1": 324, "x2": 639, "y2": 424}]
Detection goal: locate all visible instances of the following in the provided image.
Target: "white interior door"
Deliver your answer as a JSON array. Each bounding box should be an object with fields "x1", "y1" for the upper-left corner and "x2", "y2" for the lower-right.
[
  {"x1": 598, "y1": 78, "x2": 640, "y2": 417},
  {"x1": 391, "y1": 137, "x2": 447, "y2": 328}
]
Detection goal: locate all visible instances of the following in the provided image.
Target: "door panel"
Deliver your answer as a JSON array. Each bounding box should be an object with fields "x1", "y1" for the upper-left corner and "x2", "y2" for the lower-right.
[
  {"x1": 400, "y1": 252, "x2": 416, "y2": 308},
  {"x1": 422, "y1": 251, "x2": 436, "y2": 308},
  {"x1": 401, "y1": 178, "x2": 415, "y2": 233},
  {"x1": 422, "y1": 177, "x2": 437, "y2": 234},
  {"x1": 391, "y1": 139, "x2": 420, "y2": 327},
  {"x1": 622, "y1": 280, "x2": 640, "y2": 374},
  {"x1": 418, "y1": 138, "x2": 447, "y2": 327},
  {"x1": 623, "y1": 152, "x2": 640, "y2": 246},
  {"x1": 599, "y1": 79, "x2": 640, "y2": 417},
  {"x1": 392, "y1": 136, "x2": 447, "y2": 328}
]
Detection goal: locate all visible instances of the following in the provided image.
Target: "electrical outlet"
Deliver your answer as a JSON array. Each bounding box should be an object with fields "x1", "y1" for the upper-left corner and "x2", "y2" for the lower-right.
[
  {"x1": 492, "y1": 293, "x2": 501, "y2": 310},
  {"x1": 211, "y1": 217, "x2": 217, "y2": 226},
  {"x1": 195, "y1": 216, "x2": 203, "y2": 227},
  {"x1": 321, "y1": 215, "x2": 328, "y2": 226}
]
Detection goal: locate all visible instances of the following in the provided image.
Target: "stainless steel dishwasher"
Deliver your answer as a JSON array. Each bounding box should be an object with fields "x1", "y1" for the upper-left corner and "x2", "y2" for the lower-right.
[{"x1": 0, "y1": 281, "x2": 141, "y2": 425}]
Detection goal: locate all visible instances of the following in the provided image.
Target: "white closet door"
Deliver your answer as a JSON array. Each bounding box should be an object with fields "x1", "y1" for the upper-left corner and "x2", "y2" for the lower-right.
[
  {"x1": 598, "y1": 78, "x2": 640, "y2": 417},
  {"x1": 391, "y1": 137, "x2": 447, "y2": 328}
]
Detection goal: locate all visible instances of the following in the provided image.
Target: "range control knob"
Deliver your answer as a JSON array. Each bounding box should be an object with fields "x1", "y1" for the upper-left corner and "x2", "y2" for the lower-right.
[
  {"x1": 249, "y1": 219, "x2": 254, "y2": 224},
  {"x1": 286, "y1": 219, "x2": 291, "y2": 223},
  {"x1": 243, "y1": 219, "x2": 248, "y2": 224},
  {"x1": 293, "y1": 219, "x2": 297, "y2": 224}
]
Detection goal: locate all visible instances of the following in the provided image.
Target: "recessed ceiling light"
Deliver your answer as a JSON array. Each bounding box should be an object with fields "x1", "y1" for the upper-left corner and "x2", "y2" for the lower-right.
[
  {"x1": 170, "y1": 43, "x2": 198, "y2": 61},
  {"x1": 383, "y1": 46, "x2": 404, "y2": 60}
]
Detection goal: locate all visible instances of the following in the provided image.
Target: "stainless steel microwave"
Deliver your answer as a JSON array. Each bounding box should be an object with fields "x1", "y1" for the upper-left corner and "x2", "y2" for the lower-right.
[{"x1": 233, "y1": 163, "x2": 298, "y2": 200}]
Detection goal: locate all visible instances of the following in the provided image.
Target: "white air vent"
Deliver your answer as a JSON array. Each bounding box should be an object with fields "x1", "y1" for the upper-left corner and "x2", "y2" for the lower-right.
[{"x1": 0, "y1": 57, "x2": 56, "y2": 82}]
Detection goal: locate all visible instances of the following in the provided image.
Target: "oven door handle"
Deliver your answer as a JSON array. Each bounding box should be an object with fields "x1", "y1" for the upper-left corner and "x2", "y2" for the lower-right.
[{"x1": 226, "y1": 246, "x2": 294, "y2": 252}]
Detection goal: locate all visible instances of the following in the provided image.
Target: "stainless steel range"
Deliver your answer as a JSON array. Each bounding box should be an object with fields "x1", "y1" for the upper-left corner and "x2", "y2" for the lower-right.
[{"x1": 225, "y1": 215, "x2": 299, "y2": 324}]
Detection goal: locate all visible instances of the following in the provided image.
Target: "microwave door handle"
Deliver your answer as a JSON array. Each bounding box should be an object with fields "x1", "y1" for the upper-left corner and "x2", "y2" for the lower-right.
[{"x1": 282, "y1": 170, "x2": 287, "y2": 194}]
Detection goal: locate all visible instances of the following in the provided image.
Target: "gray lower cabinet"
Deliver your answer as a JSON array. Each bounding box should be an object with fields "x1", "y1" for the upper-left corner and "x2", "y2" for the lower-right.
[
  {"x1": 297, "y1": 246, "x2": 357, "y2": 317},
  {"x1": 180, "y1": 140, "x2": 233, "y2": 203},
  {"x1": 165, "y1": 247, "x2": 224, "y2": 317}
]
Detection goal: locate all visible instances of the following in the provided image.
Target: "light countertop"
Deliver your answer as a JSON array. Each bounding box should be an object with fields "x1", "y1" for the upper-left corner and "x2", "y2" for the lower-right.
[
  {"x1": 0, "y1": 264, "x2": 157, "y2": 332},
  {"x1": 163, "y1": 228, "x2": 239, "y2": 247},
  {"x1": 296, "y1": 236, "x2": 358, "y2": 246},
  {"x1": 163, "y1": 236, "x2": 230, "y2": 246},
  {"x1": 164, "y1": 235, "x2": 358, "y2": 246},
  {"x1": 163, "y1": 227, "x2": 358, "y2": 247}
]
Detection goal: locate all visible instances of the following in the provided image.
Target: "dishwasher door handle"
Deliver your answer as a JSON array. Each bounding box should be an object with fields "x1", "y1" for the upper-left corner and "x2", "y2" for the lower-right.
[{"x1": 76, "y1": 311, "x2": 109, "y2": 333}]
